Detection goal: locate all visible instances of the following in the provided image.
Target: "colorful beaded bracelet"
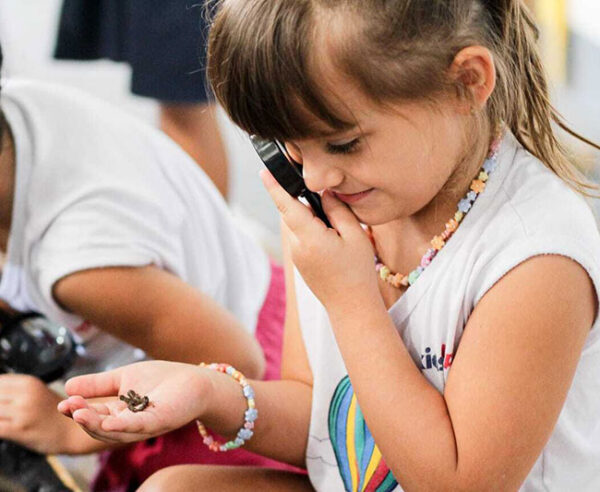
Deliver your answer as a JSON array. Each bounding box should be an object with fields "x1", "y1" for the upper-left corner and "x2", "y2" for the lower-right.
[{"x1": 196, "y1": 363, "x2": 258, "y2": 452}]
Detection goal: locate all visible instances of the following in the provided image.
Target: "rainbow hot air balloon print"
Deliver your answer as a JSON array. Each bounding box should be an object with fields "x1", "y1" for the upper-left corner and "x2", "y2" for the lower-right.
[{"x1": 328, "y1": 376, "x2": 398, "y2": 492}]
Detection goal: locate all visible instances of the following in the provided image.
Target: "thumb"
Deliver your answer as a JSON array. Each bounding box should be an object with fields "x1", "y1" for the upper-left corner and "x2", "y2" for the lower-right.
[{"x1": 65, "y1": 368, "x2": 122, "y2": 398}]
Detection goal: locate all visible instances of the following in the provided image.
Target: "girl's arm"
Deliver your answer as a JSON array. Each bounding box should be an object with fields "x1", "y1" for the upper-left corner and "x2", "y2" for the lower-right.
[
  {"x1": 329, "y1": 254, "x2": 594, "y2": 491},
  {"x1": 262, "y1": 172, "x2": 596, "y2": 490},
  {"x1": 53, "y1": 265, "x2": 265, "y2": 378},
  {"x1": 60, "y1": 228, "x2": 314, "y2": 466},
  {"x1": 198, "y1": 227, "x2": 313, "y2": 465}
]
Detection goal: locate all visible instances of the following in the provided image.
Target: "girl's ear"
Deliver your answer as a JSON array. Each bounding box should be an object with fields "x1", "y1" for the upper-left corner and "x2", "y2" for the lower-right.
[
  {"x1": 284, "y1": 141, "x2": 303, "y2": 164},
  {"x1": 449, "y1": 46, "x2": 496, "y2": 114}
]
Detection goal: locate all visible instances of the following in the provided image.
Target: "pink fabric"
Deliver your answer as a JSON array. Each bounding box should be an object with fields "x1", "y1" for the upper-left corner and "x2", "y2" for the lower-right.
[{"x1": 92, "y1": 261, "x2": 301, "y2": 492}]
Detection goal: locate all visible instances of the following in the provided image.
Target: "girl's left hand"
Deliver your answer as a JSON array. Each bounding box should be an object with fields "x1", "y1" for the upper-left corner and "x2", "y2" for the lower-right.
[
  {"x1": 57, "y1": 361, "x2": 212, "y2": 444},
  {"x1": 261, "y1": 170, "x2": 379, "y2": 312}
]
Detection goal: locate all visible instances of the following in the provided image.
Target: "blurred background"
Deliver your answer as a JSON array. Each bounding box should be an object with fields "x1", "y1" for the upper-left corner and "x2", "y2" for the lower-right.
[
  {"x1": 0, "y1": 0, "x2": 283, "y2": 256},
  {"x1": 0, "y1": 0, "x2": 598, "y2": 252}
]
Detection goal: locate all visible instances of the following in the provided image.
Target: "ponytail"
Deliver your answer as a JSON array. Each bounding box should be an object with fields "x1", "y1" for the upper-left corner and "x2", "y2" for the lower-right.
[
  {"x1": 486, "y1": 0, "x2": 599, "y2": 196},
  {"x1": 207, "y1": 0, "x2": 598, "y2": 196}
]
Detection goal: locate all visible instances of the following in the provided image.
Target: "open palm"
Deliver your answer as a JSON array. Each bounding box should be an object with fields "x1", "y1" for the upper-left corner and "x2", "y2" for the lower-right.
[{"x1": 57, "y1": 361, "x2": 210, "y2": 444}]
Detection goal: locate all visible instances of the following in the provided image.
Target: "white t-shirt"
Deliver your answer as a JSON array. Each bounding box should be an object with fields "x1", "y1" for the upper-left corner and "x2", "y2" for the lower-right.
[
  {"x1": 296, "y1": 132, "x2": 600, "y2": 491},
  {"x1": 0, "y1": 79, "x2": 270, "y2": 374}
]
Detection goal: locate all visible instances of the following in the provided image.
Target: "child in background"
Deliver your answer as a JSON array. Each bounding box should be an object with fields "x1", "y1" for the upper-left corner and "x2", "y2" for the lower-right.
[
  {"x1": 0, "y1": 43, "x2": 290, "y2": 490},
  {"x1": 55, "y1": 0, "x2": 230, "y2": 198},
  {"x1": 60, "y1": 1, "x2": 600, "y2": 490}
]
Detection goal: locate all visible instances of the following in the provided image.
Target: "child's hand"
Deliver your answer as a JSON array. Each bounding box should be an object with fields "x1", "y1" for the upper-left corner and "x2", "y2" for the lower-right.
[
  {"x1": 261, "y1": 170, "x2": 380, "y2": 312},
  {"x1": 58, "y1": 361, "x2": 212, "y2": 444},
  {"x1": 0, "y1": 374, "x2": 81, "y2": 454}
]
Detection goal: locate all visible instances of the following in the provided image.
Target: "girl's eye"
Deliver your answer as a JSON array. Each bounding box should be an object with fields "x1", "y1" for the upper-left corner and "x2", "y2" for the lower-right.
[{"x1": 325, "y1": 138, "x2": 360, "y2": 155}]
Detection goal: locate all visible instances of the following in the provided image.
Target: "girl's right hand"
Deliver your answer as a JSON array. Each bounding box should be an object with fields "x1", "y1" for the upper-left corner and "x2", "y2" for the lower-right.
[{"x1": 57, "y1": 361, "x2": 212, "y2": 444}]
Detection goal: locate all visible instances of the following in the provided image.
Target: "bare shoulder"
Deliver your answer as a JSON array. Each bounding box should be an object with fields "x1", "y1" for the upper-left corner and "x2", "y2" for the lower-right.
[{"x1": 443, "y1": 254, "x2": 597, "y2": 488}]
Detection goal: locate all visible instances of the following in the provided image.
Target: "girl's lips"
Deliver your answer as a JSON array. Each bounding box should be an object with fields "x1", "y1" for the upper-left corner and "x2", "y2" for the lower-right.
[{"x1": 332, "y1": 189, "x2": 374, "y2": 204}]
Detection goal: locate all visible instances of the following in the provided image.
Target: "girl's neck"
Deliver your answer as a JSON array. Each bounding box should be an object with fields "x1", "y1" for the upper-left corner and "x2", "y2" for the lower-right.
[{"x1": 371, "y1": 126, "x2": 492, "y2": 282}]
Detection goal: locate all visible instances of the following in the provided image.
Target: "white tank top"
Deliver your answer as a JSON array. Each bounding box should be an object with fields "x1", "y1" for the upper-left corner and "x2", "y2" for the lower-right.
[{"x1": 295, "y1": 132, "x2": 600, "y2": 491}]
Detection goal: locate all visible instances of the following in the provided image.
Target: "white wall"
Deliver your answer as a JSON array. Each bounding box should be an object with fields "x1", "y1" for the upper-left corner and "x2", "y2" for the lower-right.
[{"x1": 569, "y1": 0, "x2": 600, "y2": 47}]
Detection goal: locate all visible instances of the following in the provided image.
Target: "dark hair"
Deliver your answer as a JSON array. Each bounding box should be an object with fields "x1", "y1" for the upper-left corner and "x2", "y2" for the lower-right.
[{"x1": 207, "y1": 0, "x2": 598, "y2": 195}]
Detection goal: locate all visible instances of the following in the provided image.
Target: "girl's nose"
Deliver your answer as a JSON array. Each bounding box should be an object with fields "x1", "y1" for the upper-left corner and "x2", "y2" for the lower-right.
[
  {"x1": 302, "y1": 158, "x2": 344, "y2": 193},
  {"x1": 283, "y1": 142, "x2": 344, "y2": 193}
]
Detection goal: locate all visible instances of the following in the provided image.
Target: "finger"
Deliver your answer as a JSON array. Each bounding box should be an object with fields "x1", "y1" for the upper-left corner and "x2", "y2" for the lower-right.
[
  {"x1": 58, "y1": 395, "x2": 89, "y2": 418},
  {"x1": 0, "y1": 405, "x2": 15, "y2": 420},
  {"x1": 57, "y1": 399, "x2": 72, "y2": 417},
  {"x1": 71, "y1": 408, "x2": 124, "y2": 443},
  {"x1": 0, "y1": 421, "x2": 17, "y2": 440},
  {"x1": 321, "y1": 191, "x2": 364, "y2": 238},
  {"x1": 72, "y1": 408, "x2": 152, "y2": 442},
  {"x1": 65, "y1": 368, "x2": 122, "y2": 398},
  {"x1": 260, "y1": 170, "x2": 324, "y2": 237},
  {"x1": 59, "y1": 395, "x2": 114, "y2": 418}
]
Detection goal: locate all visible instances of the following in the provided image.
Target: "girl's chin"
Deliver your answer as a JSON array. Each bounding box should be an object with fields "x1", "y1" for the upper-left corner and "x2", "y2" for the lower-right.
[{"x1": 348, "y1": 208, "x2": 397, "y2": 227}]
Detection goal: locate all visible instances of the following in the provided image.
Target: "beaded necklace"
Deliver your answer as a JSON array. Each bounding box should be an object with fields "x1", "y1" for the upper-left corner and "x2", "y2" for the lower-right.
[{"x1": 368, "y1": 128, "x2": 503, "y2": 289}]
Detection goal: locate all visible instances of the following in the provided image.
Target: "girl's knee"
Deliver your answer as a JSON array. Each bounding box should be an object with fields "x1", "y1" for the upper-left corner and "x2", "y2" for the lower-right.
[
  {"x1": 138, "y1": 465, "x2": 312, "y2": 492},
  {"x1": 138, "y1": 465, "x2": 193, "y2": 492}
]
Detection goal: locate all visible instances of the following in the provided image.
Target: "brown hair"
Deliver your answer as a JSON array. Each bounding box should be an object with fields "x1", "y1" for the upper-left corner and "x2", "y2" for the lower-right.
[{"x1": 207, "y1": 0, "x2": 599, "y2": 196}]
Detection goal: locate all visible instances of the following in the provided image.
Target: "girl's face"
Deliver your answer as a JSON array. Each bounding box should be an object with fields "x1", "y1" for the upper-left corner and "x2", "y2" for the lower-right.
[{"x1": 284, "y1": 79, "x2": 472, "y2": 227}]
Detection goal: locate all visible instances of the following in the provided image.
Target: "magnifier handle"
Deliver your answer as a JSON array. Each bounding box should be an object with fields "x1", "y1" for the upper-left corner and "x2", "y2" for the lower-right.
[{"x1": 302, "y1": 192, "x2": 332, "y2": 228}]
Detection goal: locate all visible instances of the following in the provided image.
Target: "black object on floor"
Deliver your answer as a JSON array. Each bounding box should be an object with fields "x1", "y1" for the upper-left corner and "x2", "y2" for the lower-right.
[{"x1": 0, "y1": 440, "x2": 73, "y2": 492}]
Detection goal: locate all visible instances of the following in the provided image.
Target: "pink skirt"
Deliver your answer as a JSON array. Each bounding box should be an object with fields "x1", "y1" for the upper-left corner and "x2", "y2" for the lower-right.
[{"x1": 92, "y1": 261, "x2": 301, "y2": 491}]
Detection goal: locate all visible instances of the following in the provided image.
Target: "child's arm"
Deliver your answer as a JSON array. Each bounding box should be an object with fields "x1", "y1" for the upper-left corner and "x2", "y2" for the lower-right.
[
  {"x1": 59, "y1": 230, "x2": 314, "y2": 466},
  {"x1": 263, "y1": 172, "x2": 596, "y2": 490},
  {"x1": 52, "y1": 265, "x2": 265, "y2": 379}
]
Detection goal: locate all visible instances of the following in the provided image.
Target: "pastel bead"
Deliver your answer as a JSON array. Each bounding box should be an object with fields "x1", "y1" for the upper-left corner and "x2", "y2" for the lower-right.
[
  {"x1": 367, "y1": 130, "x2": 501, "y2": 292},
  {"x1": 470, "y1": 180, "x2": 485, "y2": 193},
  {"x1": 407, "y1": 269, "x2": 421, "y2": 285},
  {"x1": 483, "y1": 158, "x2": 497, "y2": 173},
  {"x1": 431, "y1": 236, "x2": 445, "y2": 250},
  {"x1": 391, "y1": 273, "x2": 403, "y2": 288},
  {"x1": 445, "y1": 219, "x2": 458, "y2": 233},
  {"x1": 238, "y1": 428, "x2": 254, "y2": 441},
  {"x1": 458, "y1": 198, "x2": 472, "y2": 213}
]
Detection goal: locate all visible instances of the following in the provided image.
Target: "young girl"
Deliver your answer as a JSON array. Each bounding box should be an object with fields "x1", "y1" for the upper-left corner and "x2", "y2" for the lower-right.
[{"x1": 59, "y1": 1, "x2": 600, "y2": 490}]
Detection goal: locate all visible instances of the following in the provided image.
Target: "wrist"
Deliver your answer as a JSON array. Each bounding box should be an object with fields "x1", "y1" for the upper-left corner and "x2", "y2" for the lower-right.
[
  {"x1": 197, "y1": 365, "x2": 254, "y2": 442},
  {"x1": 326, "y1": 288, "x2": 385, "y2": 322},
  {"x1": 61, "y1": 417, "x2": 98, "y2": 455}
]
